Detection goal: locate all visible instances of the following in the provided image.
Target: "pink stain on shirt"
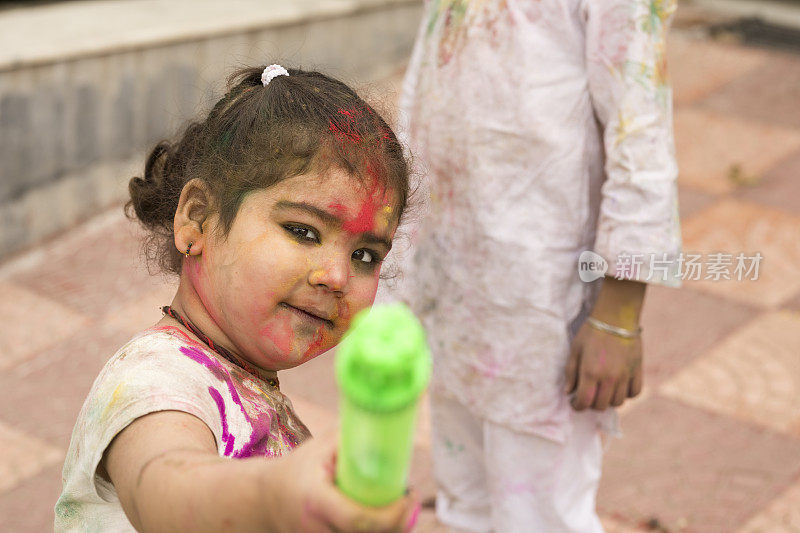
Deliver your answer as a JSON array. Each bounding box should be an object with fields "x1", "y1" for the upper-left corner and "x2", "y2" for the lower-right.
[
  {"x1": 207, "y1": 386, "x2": 235, "y2": 455},
  {"x1": 506, "y1": 480, "x2": 538, "y2": 496},
  {"x1": 180, "y1": 344, "x2": 296, "y2": 457}
]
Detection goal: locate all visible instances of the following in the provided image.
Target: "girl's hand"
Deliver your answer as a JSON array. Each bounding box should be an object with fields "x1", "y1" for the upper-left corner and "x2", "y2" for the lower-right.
[
  {"x1": 564, "y1": 321, "x2": 643, "y2": 411},
  {"x1": 267, "y1": 430, "x2": 421, "y2": 533}
]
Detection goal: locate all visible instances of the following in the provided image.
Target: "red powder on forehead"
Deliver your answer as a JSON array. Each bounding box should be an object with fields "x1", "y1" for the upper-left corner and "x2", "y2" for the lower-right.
[
  {"x1": 326, "y1": 100, "x2": 395, "y2": 235},
  {"x1": 328, "y1": 176, "x2": 390, "y2": 235},
  {"x1": 343, "y1": 200, "x2": 380, "y2": 234},
  {"x1": 328, "y1": 202, "x2": 349, "y2": 218}
]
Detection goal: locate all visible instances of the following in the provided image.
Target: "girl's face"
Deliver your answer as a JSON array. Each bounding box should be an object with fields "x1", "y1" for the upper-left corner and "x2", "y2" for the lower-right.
[{"x1": 187, "y1": 168, "x2": 398, "y2": 371}]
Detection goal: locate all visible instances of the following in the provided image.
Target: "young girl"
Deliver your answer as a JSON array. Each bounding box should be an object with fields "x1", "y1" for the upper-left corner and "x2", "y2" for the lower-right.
[{"x1": 55, "y1": 65, "x2": 419, "y2": 532}]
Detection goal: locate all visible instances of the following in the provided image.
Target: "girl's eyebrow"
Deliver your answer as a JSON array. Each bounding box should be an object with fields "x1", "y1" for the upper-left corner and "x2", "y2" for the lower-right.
[
  {"x1": 275, "y1": 200, "x2": 339, "y2": 225},
  {"x1": 274, "y1": 200, "x2": 393, "y2": 250}
]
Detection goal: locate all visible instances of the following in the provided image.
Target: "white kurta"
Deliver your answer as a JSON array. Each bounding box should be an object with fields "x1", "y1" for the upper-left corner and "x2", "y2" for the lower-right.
[{"x1": 389, "y1": 0, "x2": 681, "y2": 443}]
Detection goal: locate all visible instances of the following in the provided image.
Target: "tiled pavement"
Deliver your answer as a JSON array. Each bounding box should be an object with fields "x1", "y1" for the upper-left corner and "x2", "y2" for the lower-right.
[{"x1": 1, "y1": 27, "x2": 800, "y2": 533}]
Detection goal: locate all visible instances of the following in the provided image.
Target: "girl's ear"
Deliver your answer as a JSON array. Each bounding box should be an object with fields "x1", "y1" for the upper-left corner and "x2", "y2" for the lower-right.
[{"x1": 174, "y1": 178, "x2": 213, "y2": 257}]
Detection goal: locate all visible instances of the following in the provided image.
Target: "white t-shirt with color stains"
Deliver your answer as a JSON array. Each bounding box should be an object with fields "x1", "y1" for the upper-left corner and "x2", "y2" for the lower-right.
[{"x1": 55, "y1": 326, "x2": 310, "y2": 532}]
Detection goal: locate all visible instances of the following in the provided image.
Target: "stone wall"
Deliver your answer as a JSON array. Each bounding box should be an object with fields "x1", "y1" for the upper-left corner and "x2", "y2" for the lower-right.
[{"x1": 0, "y1": 0, "x2": 422, "y2": 260}]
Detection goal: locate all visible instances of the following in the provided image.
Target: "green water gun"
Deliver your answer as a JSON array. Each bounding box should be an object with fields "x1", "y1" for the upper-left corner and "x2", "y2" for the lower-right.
[{"x1": 335, "y1": 304, "x2": 431, "y2": 506}]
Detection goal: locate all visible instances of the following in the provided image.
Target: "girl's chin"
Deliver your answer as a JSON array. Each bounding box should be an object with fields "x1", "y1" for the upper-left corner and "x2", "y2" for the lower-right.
[{"x1": 256, "y1": 345, "x2": 333, "y2": 371}]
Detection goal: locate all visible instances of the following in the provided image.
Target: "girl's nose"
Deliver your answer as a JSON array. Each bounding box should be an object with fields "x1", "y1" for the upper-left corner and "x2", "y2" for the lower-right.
[{"x1": 308, "y1": 258, "x2": 349, "y2": 295}]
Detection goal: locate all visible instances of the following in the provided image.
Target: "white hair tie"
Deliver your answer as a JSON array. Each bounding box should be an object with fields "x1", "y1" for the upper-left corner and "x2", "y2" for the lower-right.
[{"x1": 261, "y1": 64, "x2": 289, "y2": 86}]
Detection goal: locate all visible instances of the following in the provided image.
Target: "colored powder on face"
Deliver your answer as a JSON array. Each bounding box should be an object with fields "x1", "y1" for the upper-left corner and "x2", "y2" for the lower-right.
[
  {"x1": 336, "y1": 299, "x2": 351, "y2": 322},
  {"x1": 259, "y1": 313, "x2": 295, "y2": 354},
  {"x1": 302, "y1": 324, "x2": 328, "y2": 360},
  {"x1": 331, "y1": 201, "x2": 375, "y2": 234},
  {"x1": 189, "y1": 254, "x2": 201, "y2": 277},
  {"x1": 368, "y1": 275, "x2": 380, "y2": 304},
  {"x1": 340, "y1": 176, "x2": 389, "y2": 235},
  {"x1": 327, "y1": 202, "x2": 349, "y2": 219},
  {"x1": 186, "y1": 255, "x2": 227, "y2": 337}
]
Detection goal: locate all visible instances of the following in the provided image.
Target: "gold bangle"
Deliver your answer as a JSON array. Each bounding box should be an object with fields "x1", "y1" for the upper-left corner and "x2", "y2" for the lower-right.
[{"x1": 586, "y1": 317, "x2": 642, "y2": 339}]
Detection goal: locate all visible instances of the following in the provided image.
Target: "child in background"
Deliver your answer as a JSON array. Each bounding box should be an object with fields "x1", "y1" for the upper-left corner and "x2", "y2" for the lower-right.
[
  {"x1": 392, "y1": 1, "x2": 682, "y2": 531},
  {"x1": 55, "y1": 65, "x2": 419, "y2": 532}
]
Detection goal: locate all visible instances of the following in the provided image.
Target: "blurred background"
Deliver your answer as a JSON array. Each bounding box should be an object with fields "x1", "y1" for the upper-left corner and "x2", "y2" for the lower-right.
[{"x1": 0, "y1": 0, "x2": 799, "y2": 531}]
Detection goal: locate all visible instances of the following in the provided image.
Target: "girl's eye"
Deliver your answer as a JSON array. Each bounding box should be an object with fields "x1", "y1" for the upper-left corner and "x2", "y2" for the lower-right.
[
  {"x1": 284, "y1": 225, "x2": 318, "y2": 242},
  {"x1": 352, "y1": 249, "x2": 377, "y2": 264}
]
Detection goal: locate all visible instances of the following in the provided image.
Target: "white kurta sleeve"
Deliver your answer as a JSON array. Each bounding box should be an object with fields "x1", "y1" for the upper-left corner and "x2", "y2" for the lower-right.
[{"x1": 584, "y1": 0, "x2": 682, "y2": 287}]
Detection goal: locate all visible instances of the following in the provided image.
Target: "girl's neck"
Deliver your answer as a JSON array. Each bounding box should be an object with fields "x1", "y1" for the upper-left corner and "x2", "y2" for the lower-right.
[{"x1": 163, "y1": 278, "x2": 279, "y2": 385}]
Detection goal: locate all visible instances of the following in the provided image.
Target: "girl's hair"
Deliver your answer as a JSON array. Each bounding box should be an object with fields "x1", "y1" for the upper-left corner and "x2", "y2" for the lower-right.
[{"x1": 126, "y1": 66, "x2": 409, "y2": 275}]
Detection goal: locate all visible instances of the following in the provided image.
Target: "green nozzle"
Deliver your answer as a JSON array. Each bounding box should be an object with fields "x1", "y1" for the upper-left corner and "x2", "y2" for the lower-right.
[
  {"x1": 335, "y1": 304, "x2": 431, "y2": 506},
  {"x1": 335, "y1": 304, "x2": 431, "y2": 412}
]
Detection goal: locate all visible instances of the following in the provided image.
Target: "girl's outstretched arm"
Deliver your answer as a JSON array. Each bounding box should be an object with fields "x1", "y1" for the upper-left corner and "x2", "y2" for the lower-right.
[{"x1": 104, "y1": 410, "x2": 418, "y2": 532}]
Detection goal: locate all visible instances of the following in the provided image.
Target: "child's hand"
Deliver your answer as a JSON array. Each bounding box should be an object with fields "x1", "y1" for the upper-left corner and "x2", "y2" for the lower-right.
[
  {"x1": 564, "y1": 322, "x2": 643, "y2": 411},
  {"x1": 267, "y1": 430, "x2": 421, "y2": 533}
]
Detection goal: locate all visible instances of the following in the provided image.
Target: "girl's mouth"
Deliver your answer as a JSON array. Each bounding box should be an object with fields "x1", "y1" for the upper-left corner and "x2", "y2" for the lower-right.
[{"x1": 279, "y1": 302, "x2": 334, "y2": 329}]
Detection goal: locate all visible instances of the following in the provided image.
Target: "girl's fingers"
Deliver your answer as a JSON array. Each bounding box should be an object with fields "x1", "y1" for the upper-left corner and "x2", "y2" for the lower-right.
[
  {"x1": 564, "y1": 342, "x2": 581, "y2": 394},
  {"x1": 591, "y1": 379, "x2": 615, "y2": 411},
  {"x1": 404, "y1": 498, "x2": 422, "y2": 532},
  {"x1": 628, "y1": 365, "x2": 643, "y2": 398},
  {"x1": 318, "y1": 487, "x2": 414, "y2": 533},
  {"x1": 571, "y1": 375, "x2": 597, "y2": 411},
  {"x1": 610, "y1": 382, "x2": 628, "y2": 407}
]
